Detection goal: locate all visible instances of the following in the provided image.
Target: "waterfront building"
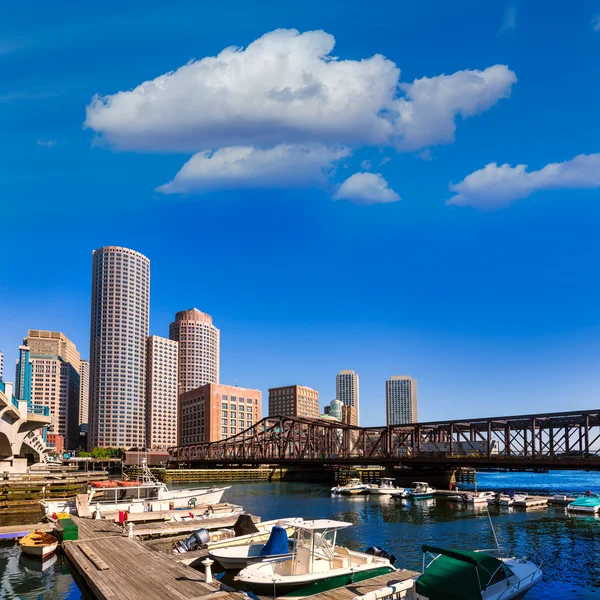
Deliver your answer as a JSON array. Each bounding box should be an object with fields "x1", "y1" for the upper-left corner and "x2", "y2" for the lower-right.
[
  {"x1": 146, "y1": 335, "x2": 179, "y2": 450},
  {"x1": 341, "y1": 404, "x2": 358, "y2": 426},
  {"x1": 178, "y1": 383, "x2": 262, "y2": 444},
  {"x1": 24, "y1": 330, "x2": 82, "y2": 448},
  {"x1": 22, "y1": 332, "x2": 80, "y2": 448},
  {"x1": 386, "y1": 376, "x2": 418, "y2": 425},
  {"x1": 89, "y1": 246, "x2": 150, "y2": 449},
  {"x1": 324, "y1": 399, "x2": 343, "y2": 421},
  {"x1": 169, "y1": 308, "x2": 220, "y2": 394},
  {"x1": 79, "y1": 359, "x2": 89, "y2": 431},
  {"x1": 336, "y1": 370, "x2": 359, "y2": 425},
  {"x1": 268, "y1": 385, "x2": 320, "y2": 419}
]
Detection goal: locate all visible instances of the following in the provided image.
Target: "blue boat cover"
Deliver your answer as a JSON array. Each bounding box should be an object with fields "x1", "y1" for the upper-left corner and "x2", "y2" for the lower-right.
[{"x1": 260, "y1": 525, "x2": 288, "y2": 557}]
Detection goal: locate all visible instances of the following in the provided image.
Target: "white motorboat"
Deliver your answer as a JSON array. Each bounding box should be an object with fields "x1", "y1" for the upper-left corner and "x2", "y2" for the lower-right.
[
  {"x1": 209, "y1": 524, "x2": 293, "y2": 569},
  {"x1": 407, "y1": 482, "x2": 436, "y2": 500},
  {"x1": 411, "y1": 545, "x2": 543, "y2": 600},
  {"x1": 235, "y1": 520, "x2": 395, "y2": 597},
  {"x1": 368, "y1": 478, "x2": 407, "y2": 496},
  {"x1": 466, "y1": 491, "x2": 496, "y2": 504},
  {"x1": 331, "y1": 478, "x2": 369, "y2": 495},
  {"x1": 40, "y1": 460, "x2": 230, "y2": 517},
  {"x1": 497, "y1": 491, "x2": 528, "y2": 506},
  {"x1": 206, "y1": 517, "x2": 304, "y2": 550}
]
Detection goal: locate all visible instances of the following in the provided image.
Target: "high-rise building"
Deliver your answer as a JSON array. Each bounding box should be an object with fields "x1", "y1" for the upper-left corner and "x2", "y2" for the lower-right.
[
  {"x1": 169, "y1": 308, "x2": 219, "y2": 394},
  {"x1": 324, "y1": 399, "x2": 343, "y2": 421},
  {"x1": 179, "y1": 383, "x2": 261, "y2": 444},
  {"x1": 79, "y1": 359, "x2": 90, "y2": 428},
  {"x1": 15, "y1": 345, "x2": 32, "y2": 404},
  {"x1": 89, "y1": 246, "x2": 150, "y2": 449},
  {"x1": 341, "y1": 404, "x2": 358, "y2": 426},
  {"x1": 25, "y1": 330, "x2": 82, "y2": 449},
  {"x1": 146, "y1": 336, "x2": 179, "y2": 450},
  {"x1": 268, "y1": 385, "x2": 320, "y2": 419},
  {"x1": 336, "y1": 370, "x2": 359, "y2": 425},
  {"x1": 386, "y1": 376, "x2": 418, "y2": 425}
]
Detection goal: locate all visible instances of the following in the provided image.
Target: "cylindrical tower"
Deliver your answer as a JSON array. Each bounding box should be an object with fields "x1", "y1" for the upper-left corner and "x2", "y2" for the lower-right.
[
  {"x1": 89, "y1": 246, "x2": 150, "y2": 449},
  {"x1": 169, "y1": 308, "x2": 219, "y2": 394}
]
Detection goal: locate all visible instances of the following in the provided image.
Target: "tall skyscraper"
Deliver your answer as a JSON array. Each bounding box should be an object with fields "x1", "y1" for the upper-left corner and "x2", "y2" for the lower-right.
[
  {"x1": 386, "y1": 376, "x2": 418, "y2": 425},
  {"x1": 89, "y1": 246, "x2": 150, "y2": 449},
  {"x1": 146, "y1": 335, "x2": 179, "y2": 450},
  {"x1": 24, "y1": 330, "x2": 82, "y2": 448},
  {"x1": 79, "y1": 359, "x2": 90, "y2": 429},
  {"x1": 336, "y1": 370, "x2": 359, "y2": 425},
  {"x1": 169, "y1": 308, "x2": 220, "y2": 394},
  {"x1": 268, "y1": 385, "x2": 320, "y2": 419}
]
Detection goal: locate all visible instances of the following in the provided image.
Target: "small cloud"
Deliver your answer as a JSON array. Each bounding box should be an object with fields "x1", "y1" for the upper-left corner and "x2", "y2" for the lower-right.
[
  {"x1": 157, "y1": 144, "x2": 349, "y2": 194},
  {"x1": 334, "y1": 172, "x2": 400, "y2": 205},
  {"x1": 592, "y1": 14, "x2": 600, "y2": 31},
  {"x1": 447, "y1": 153, "x2": 600, "y2": 209},
  {"x1": 360, "y1": 159, "x2": 372, "y2": 171},
  {"x1": 499, "y1": 5, "x2": 517, "y2": 34},
  {"x1": 379, "y1": 156, "x2": 391, "y2": 166},
  {"x1": 36, "y1": 140, "x2": 56, "y2": 148},
  {"x1": 417, "y1": 149, "x2": 434, "y2": 161}
]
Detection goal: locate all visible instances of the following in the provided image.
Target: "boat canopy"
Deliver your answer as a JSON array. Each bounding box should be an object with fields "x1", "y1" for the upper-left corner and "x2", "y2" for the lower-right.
[
  {"x1": 295, "y1": 519, "x2": 352, "y2": 530},
  {"x1": 415, "y1": 545, "x2": 509, "y2": 600}
]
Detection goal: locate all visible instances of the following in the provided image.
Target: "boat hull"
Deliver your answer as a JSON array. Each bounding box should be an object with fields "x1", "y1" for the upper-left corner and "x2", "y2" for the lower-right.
[
  {"x1": 410, "y1": 493, "x2": 434, "y2": 500},
  {"x1": 368, "y1": 488, "x2": 403, "y2": 496},
  {"x1": 237, "y1": 565, "x2": 395, "y2": 597},
  {"x1": 567, "y1": 505, "x2": 600, "y2": 514}
]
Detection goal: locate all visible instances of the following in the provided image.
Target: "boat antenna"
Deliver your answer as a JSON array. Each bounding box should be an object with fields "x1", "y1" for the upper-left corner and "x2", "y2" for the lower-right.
[{"x1": 485, "y1": 504, "x2": 502, "y2": 556}]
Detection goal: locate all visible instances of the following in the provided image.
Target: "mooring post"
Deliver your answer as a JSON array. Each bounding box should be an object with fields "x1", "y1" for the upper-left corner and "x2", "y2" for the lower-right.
[{"x1": 202, "y1": 558, "x2": 214, "y2": 583}]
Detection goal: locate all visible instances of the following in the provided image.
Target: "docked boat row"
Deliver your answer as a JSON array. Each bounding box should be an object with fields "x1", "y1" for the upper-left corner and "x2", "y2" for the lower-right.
[
  {"x1": 173, "y1": 512, "x2": 543, "y2": 599},
  {"x1": 331, "y1": 478, "x2": 435, "y2": 499}
]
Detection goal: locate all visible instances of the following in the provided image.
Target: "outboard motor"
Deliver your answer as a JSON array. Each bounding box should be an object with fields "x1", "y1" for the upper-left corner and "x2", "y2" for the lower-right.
[
  {"x1": 365, "y1": 546, "x2": 397, "y2": 566},
  {"x1": 173, "y1": 528, "x2": 210, "y2": 554}
]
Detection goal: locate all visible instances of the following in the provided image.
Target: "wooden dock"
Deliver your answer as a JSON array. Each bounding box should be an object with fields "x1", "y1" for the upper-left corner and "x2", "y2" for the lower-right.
[
  {"x1": 130, "y1": 514, "x2": 258, "y2": 538},
  {"x1": 303, "y1": 569, "x2": 418, "y2": 600},
  {"x1": 513, "y1": 496, "x2": 549, "y2": 509},
  {"x1": 63, "y1": 515, "x2": 247, "y2": 600},
  {"x1": 0, "y1": 521, "x2": 54, "y2": 540}
]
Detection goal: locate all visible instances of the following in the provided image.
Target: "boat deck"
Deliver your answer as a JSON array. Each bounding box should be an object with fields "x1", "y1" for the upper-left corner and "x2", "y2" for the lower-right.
[{"x1": 63, "y1": 515, "x2": 247, "y2": 600}]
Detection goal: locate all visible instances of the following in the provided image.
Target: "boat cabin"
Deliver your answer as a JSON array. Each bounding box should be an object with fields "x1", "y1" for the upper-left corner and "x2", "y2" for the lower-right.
[
  {"x1": 411, "y1": 482, "x2": 430, "y2": 491},
  {"x1": 379, "y1": 478, "x2": 396, "y2": 487}
]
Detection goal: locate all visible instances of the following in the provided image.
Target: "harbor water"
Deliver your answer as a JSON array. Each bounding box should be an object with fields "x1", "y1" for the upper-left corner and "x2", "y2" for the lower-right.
[{"x1": 1, "y1": 471, "x2": 599, "y2": 599}]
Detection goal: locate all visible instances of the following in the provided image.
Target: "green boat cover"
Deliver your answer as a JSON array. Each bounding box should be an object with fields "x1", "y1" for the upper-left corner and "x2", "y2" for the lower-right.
[{"x1": 415, "y1": 545, "x2": 506, "y2": 600}]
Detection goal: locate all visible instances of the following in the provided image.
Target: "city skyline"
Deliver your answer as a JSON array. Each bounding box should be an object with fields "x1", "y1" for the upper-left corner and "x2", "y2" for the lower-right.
[{"x1": 2, "y1": 2, "x2": 600, "y2": 426}]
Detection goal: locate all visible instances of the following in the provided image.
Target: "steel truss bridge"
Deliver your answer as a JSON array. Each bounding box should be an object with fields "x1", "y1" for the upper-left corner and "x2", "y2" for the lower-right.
[{"x1": 169, "y1": 409, "x2": 600, "y2": 470}]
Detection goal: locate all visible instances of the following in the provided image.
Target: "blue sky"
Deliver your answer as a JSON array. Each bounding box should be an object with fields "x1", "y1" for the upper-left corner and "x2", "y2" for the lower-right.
[{"x1": 1, "y1": 1, "x2": 600, "y2": 425}]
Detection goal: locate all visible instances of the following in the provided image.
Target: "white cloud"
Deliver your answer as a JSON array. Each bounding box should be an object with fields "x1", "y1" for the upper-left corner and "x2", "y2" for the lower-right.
[
  {"x1": 360, "y1": 159, "x2": 372, "y2": 171},
  {"x1": 36, "y1": 140, "x2": 56, "y2": 148},
  {"x1": 334, "y1": 172, "x2": 400, "y2": 205},
  {"x1": 417, "y1": 149, "x2": 433, "y2": 161},
  {"x1": 85, "y1": 29, "x2": 515, "y2": 155},
  {"x1": 157, "y1": 144, "x2": 349, "y2": 194},
  {"x1": 593, "y1": 14, "x2": 600, "y2": 31},
  {"x1": 499, "y1": 6, "x2": 517, "y2": 34},
  {"x1": 447, "y1": 154, "x2": 600, "y2": 209}
]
